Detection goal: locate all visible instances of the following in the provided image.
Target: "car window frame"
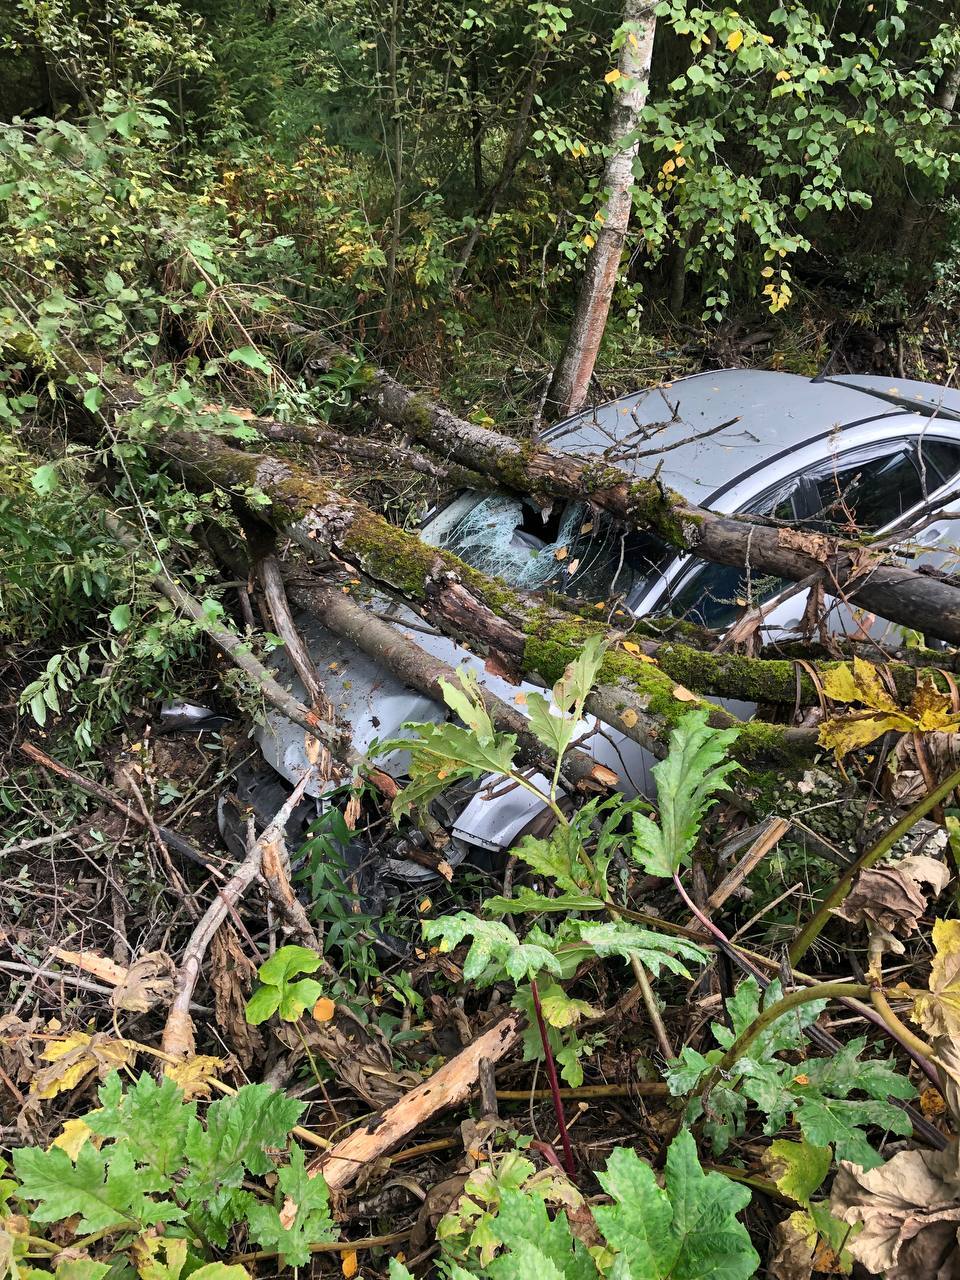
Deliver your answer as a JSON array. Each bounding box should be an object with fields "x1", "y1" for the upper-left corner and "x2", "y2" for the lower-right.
[{"x1": 635, "y1": 431, "x2": 960, "y2": 622}]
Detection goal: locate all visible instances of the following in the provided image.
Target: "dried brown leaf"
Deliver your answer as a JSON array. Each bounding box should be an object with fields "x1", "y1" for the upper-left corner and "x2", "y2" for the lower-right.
[
  {"x1": 831, "y1": 1145, "x2": 960, "y2": 1279},
  {"x1": 210, "y1": 924, "x2": 262, "y2": 1071},
  {"x1": 111, "y1": 951, "x2": 177, "y2": 1013},
  {"x1": 834, "y1": 854, "x2": 950, "y2": 937}
]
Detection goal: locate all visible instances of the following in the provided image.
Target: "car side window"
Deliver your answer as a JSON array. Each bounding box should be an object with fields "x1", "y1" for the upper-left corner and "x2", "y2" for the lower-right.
[{"x1": 662, "y1": 440, "x2": 960, "y2": 629}]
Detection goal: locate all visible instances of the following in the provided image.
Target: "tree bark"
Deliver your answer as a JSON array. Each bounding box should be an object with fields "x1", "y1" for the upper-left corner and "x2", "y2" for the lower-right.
[
  {"x1": 142, "y1": 424, "x2": 814, "y2": 764},
  {"x1": 264, "y1": 322, "x2": 960, "y2": 649},
  {"x1": 545, "y1": 1, "x2": 657, "y2": 419}
]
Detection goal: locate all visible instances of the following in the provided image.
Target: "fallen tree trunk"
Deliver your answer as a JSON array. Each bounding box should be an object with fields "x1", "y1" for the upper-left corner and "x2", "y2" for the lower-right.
[
  {"x1": 264, "y1": 322, "x2": 960, "y2": 647},
  {"x1": 146, "y1": 424, "x2": 815, "y2": 764},
  {"x1": 281, "y1": 565, "x2": 619, "y2": 791}
]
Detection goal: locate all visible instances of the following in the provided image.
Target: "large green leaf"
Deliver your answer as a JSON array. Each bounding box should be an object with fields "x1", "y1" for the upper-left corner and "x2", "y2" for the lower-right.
[
  {"x1": 13, "y1": 1142, "x2": 184, "y2": 1234},
  {"x1": 181, "y1": 1084, "x2": 304, "y2": 1203},
  {"x1": 245, "y1": 1146, "x2": 336, "y2": 1266},
  {"x1": 631, "y1": 711, "x2": 740, "y2": 877},
  {"x1": 86, "y1": 1072, "x2": 193, "y2": 1180},
  {"x1": 422, "y1": 913, "x2": 562, "y2": 986},
  {"x1": 593, "y1": 1131, "x2": 759, "y2": 1280}
]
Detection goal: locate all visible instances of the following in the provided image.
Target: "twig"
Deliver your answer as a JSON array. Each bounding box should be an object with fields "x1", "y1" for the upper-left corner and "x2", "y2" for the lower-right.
[
  {"x1": 161, "y1": 775, "x2": 311, "y2": 1058},
  {"x1": 19, "y1": 742, "x2": 224, "y2": 880}
]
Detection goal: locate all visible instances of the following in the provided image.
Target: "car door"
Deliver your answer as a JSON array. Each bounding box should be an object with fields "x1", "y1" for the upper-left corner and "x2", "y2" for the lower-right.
[{"x1": 658, "y1": 437, "x2": 960, "y2": 645}]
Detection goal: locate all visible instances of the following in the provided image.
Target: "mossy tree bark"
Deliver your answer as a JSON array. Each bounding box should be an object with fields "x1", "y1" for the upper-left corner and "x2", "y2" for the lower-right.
[{"x1": 262, "y1": 320, "x2": 960, "y2": 648}]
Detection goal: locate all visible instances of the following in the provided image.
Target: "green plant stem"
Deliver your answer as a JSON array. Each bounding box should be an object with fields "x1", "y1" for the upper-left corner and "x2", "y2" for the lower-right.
[
  {"x1": 789, "y1": 761, "x2": 960, "y2": 966},
  {"x1": 702, "y1": 982, "x2": 871, "y2": 1093},
  {"x1": 869, "y1": 984, "x2": 938, "y2": 1066},
  {"x1": 295, "y1": 1019, "x2": 340, "y2": 1124}
]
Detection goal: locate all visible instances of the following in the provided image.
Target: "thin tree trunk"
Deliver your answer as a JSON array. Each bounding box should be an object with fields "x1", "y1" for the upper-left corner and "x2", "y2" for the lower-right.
[
  {"x1": 938, "y1": 58, "x2": 960, "y2": 112},
  {"x1": 452, "y1": 49, "x2": 548, "y2": 285},
  {"x1": 380, "y1": 0, "x2": 403, "y2": 341},
  {"x1": 546, "y1": 1, "x2": 657, "y2": 419}
]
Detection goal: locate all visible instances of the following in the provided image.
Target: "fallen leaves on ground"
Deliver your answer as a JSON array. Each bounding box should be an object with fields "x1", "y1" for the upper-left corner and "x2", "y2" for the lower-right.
[
  {"x1": 30, "y1": 1032, "x2": 135, "y2": 1099},
  {"x1": 830, "y1": 1143, "x2": 960, "y2": 1278},
  {"x1": 833, "y1": 854, "x2": 949, "y2": 945}
]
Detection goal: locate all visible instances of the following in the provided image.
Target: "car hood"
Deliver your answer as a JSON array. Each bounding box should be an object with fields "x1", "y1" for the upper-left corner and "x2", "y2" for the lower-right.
[{"x1": 256, "y1": 603, "x2": 659, "y2": 852}]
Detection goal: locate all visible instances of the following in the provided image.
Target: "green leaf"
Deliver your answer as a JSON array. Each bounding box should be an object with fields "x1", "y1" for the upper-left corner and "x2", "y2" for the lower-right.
[
  {"x1": 573, "y1": 921, "x2": 707, "y2": 979},
  {"x1": 109, "y1": 603, "x2": 132, "y2": 632},
  {"x1": 259, "y1": 945, "x2": 324, "y2": 987},
  {"x1": 181, "y1": 1084, "x2": 304, "y2": 1205},
  {"x1": 86, "y1": 1072, "x2": 193, "y2": 1179},
  {"x1": 437, "y1": 667, "x2": 496, "y2": 742},
  {"x1": 30, "y1": 464, "x2": 59, "y2": 496},
  {"x1": 245, "y1": 1146, "x2": 336, "y2": 1267},
  {"x1": 422, "y1": 913, "x2": 562, "y2": 987},
  {"x1": 13, "y1": 1142, "x2": 184, "y2": 1234},
  {"x1": 227, "y1": 346, "x2": 272, "y2": 374},
  {"x1": 244, "y1": 985, "x2": 281, "y2": 1025},
  {"x1": 593, "y1": 1131, "x2": 759, "y2": 1280},
  {"x1": 247, "y1": 945, "x2": 326, "y2": 1023},
  {"x1": 762, "y1": 1139, "x2": 832, "y2": 1206},
  {"x1": 631, "y1": 711, "x2": 740, "y2": 877},
  {"x1": 82, "y1": 386, "x2": 104, "y2": 413},
  {"x1": 792, "y1": 1095, "x2": 911, "y2": 1169},
  {"x1": 387, "y1": 719, "x2": 518, "y2": 821}
]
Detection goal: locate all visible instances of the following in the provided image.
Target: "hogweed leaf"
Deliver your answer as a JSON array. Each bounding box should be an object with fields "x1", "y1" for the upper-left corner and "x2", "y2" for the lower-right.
[
  {"x1": 630, "y1": 711, "x2": 740, "y2": 877},
  {"x1": 422, "y1": 913, "x2": 562, "y2": 987},
  {"x1": 593, "y1": 1131, "x2": 758, "y2": 1280},
  {"x1": 245, "y1": 1146, "x2": 336, "y2": 1267},
  {"x1": 181, "y1": 1084, "x2": 304, "y2": 1203},
  {"x1": 13, "y1": 1142, "x2": 184, "y2": 1234}
]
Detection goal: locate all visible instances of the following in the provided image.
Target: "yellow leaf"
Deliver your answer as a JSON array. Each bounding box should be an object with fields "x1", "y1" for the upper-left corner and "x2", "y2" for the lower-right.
[
  {"x1": 672, "y1": 685, "x2": 699, "y2": 703},
  {"x1": 621, "y1": 709, "x2": 639, "y2": 728},
  {"x1": 727, "y1": 30, "x2": 744, "y2": 51},
  {"x1": 913, "y1": 919, "x2": 960, "y2": 1039},
  {"x1": 514, "y1": 691, "x2": 528, "y2": 705},
  {"x1": 163, "y1": 1055, "x2": 225, "y2": 1100},
  {"x1": 580, "y1": 522, "x2": 594, "y2": 534},
  {"x1": 555, "y1": 546, "x2": 569, "y2": 560},
  {"x1": 761, "y1": 266, "x2": 774, "y2": 278},
  {"x1": 911, "y1": 674, "x2": 960, "y2": 733},
  {"x1": 312, "y1": 996, "x2": 336, "y2": 1023},
  {"x1": 32, "y1": 1032, "x2": 135, "y2": 1100},
  {"x1": 604, "y1": 68, "x2": 622, "y2": 84},
  {"x1": 622, "y1": 641, "x2": 642, "y2": 655},
  {"x1": 581, "y1": 234, "x2": 595, "y2": 249},
  {"x1": 342, "y1": 1250, "x2": 359, "y2": 1279},
  {"x1": 775, "y1": 69, "x2": 791, "y2": 81},
  {"x1": 50, "y1": 1118, "x2": 94, "y2": 1160}
]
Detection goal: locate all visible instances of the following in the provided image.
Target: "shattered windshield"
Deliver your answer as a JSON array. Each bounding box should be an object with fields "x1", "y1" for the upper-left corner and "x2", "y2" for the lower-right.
[{"x1": 424, "y1": 493, "x2": 669, "y2": 603}]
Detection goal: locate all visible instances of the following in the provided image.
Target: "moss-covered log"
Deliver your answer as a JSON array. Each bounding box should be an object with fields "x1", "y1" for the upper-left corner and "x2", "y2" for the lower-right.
[
  {"x1": 145, "y1": 424, "x2": 814, "y2": 765},
  {"x1": 263, "y1": 320, "x2": 960, "y2": 649}
]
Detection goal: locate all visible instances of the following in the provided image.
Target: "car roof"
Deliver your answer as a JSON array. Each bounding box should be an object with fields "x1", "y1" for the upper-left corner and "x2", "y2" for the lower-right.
[{"x1": 542, "y1": 368, "x2": 920, "y2": 506}]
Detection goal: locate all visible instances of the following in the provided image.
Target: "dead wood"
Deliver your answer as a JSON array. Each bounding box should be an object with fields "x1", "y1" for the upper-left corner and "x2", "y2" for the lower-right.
[
  {"x1": 283, "y1": 566, "x2": 619, "y2": 792},
  {"x1": 313, "y1": 1010, "x2": 522, "y2": 1192},
  {"x1": 261, "y1": 321, "x2": 960, "y2": 647},
  {"x1": 161, "y1": 775, "x2": 314, "y2": 1059},
  {"x1": 106, "y1": 515, "x2": 398, "y2": 800}
]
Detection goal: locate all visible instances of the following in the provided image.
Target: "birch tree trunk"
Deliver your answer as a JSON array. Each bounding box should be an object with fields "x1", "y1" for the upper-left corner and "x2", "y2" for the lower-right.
[{"x1": 546, "y1": 0, "x2": 657, "y2": 420}]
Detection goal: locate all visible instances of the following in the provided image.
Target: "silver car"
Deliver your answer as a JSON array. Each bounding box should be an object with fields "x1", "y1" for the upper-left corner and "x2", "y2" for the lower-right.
[{"x1": 223, "y1": 369, "x2": 960, "y2": 880}]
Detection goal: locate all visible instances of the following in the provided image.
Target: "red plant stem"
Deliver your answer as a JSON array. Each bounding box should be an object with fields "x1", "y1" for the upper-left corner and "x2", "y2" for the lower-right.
[{"x1": 529, "y1": 979, "x2": 576, "y2": 1177}]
